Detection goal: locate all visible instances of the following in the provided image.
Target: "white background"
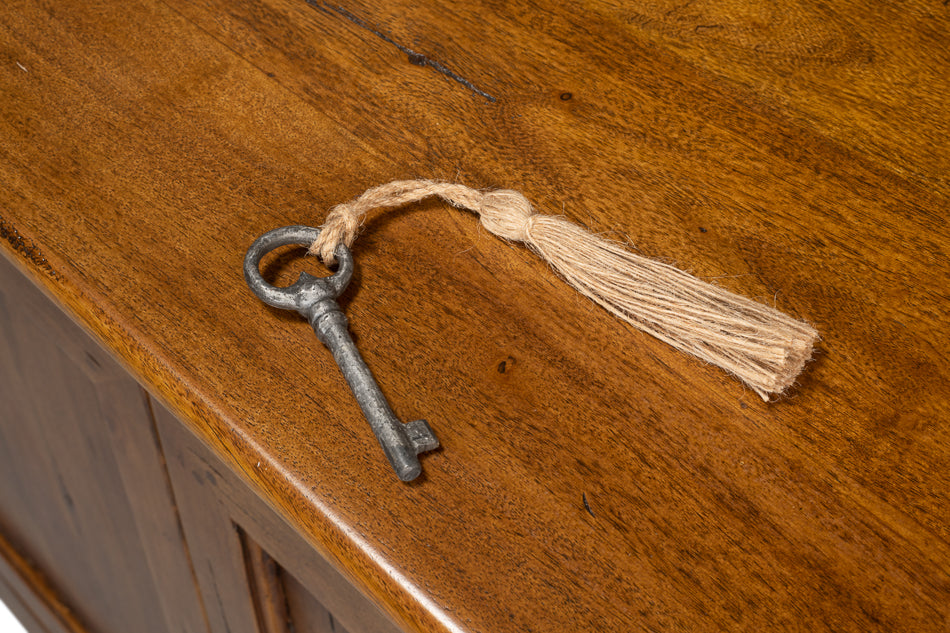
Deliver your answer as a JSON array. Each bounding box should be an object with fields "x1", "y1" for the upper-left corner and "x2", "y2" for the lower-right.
[{"x1": 0, "y1": 598, "x2": 27, "y2": 633}]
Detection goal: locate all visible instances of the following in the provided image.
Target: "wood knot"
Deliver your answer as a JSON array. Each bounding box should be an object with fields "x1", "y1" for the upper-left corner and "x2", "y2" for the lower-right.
[{"x1": 477, "y1": 190, "x2": 536, "y2": 242}]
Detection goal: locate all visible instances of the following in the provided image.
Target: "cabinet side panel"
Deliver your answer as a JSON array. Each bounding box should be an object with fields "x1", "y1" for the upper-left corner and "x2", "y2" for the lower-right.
[{"x1": 0, "y1": 253, "x2": 205, "y2": 633}]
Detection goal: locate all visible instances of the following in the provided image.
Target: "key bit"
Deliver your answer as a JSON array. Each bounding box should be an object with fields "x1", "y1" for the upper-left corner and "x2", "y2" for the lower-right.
[{"x1": 244, "y1": 225, "x2": 439, "y2": 482}]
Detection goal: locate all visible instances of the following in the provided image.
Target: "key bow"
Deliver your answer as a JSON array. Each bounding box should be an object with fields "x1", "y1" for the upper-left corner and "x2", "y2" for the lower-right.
[{"x1": 244, "y1": 225, "x2": 353, "y2": 315}]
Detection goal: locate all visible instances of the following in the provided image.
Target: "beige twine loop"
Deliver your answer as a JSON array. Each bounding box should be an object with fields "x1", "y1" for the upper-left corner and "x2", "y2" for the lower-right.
[{"x1": 309, "y1": 179, "x2": 818, "y2": 400}]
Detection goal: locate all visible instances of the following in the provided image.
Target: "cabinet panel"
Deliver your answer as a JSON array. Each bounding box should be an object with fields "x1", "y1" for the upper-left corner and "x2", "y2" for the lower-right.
[
  {"x1": 282, "y1": 568, "x2": 351, "y2": 633},
  {"x1": 0, "y1": 254, "x2": 207, "y2": 633},
  {"x1": 155, "y1": 403, "x2": 403, "y2": 633},
  {"x1": 243, "y1": 533, "x2": 353, "y2": 633}
]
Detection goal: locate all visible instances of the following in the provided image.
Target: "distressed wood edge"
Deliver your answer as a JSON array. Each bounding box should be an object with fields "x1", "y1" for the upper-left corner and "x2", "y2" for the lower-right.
[
  {"x1": 240, "y1": 532, "x2": 292, "y2": 633},
  {"x1": 0, "y1": 527, "x2": 89, "y2": 633}
]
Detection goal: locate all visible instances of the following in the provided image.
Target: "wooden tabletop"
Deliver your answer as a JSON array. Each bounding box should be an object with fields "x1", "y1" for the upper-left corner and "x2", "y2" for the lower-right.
[{"x1": 2, "y1": 1, "x2": 948, "y2": 631}]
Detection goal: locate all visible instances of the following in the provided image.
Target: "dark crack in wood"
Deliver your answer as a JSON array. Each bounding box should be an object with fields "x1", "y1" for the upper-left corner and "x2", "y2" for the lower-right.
[{"x1": 310, "y1": 1, "x2": 497, "y2": 102}]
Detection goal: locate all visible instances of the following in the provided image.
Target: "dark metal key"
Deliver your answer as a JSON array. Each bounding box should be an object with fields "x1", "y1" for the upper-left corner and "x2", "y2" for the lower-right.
[{"x1": 244, "y1": 225, "x2": 439, "y2": 482}]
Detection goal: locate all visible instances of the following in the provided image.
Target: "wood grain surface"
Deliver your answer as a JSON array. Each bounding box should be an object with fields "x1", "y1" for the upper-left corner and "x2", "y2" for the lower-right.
[{"x1": 1, "y1": 0, "x2": 948, "y2": 631}]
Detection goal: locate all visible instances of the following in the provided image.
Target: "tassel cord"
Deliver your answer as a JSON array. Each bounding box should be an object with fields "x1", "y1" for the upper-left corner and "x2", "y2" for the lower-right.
[{"x1": 309, "y1": 180, "x2": 818, "y2": 400}]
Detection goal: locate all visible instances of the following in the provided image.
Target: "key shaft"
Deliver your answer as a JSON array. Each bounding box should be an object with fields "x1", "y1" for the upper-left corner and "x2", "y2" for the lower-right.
[{"x1": 306, "y1": 299, "x2": 438, "y2": 481}]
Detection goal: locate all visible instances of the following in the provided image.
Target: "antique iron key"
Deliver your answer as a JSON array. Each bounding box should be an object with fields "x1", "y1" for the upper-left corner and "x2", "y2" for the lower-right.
[{"x1": 244, "y1": 225, "x2": 439, "y2": 482}]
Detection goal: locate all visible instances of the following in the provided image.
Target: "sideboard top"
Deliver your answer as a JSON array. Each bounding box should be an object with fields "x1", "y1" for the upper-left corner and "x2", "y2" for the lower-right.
[{"x1": 2, "y1": 1, "x2": 949, "y2": 631}]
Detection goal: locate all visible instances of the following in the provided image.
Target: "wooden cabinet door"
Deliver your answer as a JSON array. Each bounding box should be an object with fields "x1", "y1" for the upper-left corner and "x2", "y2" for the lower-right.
[
  {"x1": 0, "y1": 254, "x2": 208, "y2": 633},
  {"x1": 154, "y1": 403, "x2": 405, "y2": 633}
]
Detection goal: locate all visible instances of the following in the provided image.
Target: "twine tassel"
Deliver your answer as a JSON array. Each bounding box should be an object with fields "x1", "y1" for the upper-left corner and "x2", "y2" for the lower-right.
[{"x1": 311, "y1": 180, "x2": 818, "y2": 400}]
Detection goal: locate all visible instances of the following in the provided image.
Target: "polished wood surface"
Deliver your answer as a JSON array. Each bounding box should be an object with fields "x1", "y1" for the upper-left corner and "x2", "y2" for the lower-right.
[{"x1": 1, "y1": 1, "x2": 948, "y2": 631}]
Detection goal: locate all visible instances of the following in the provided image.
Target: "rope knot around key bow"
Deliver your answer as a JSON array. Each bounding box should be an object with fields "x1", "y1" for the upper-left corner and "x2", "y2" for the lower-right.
[{"x1": 309, "y1": 180, "x2": 540, "y2": 264}]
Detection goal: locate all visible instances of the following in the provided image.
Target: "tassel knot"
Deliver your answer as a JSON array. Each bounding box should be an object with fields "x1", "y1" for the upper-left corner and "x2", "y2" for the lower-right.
[{"x1": 476, "y1": 189, "x2": 536, "y2": 242}]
